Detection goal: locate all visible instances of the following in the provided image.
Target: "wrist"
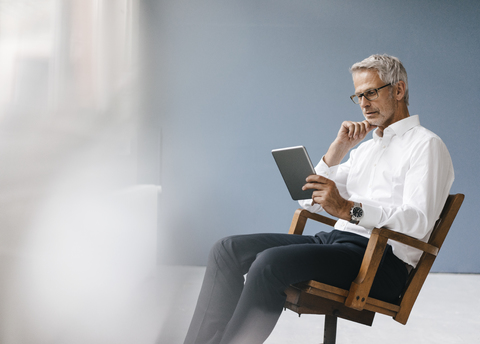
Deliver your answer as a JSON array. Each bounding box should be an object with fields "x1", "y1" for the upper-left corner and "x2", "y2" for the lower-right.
[{"x1": 340, "y1": 200, "x2": 354, "y2": 222}]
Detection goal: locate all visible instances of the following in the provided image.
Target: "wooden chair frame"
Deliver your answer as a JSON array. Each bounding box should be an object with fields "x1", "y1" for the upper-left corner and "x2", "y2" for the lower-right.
[{"x1": 284, "y1": 194, "x2": 464, "y2": 344}]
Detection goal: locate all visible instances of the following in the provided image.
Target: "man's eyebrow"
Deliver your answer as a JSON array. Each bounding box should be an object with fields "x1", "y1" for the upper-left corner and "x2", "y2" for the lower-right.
[
  {"x1": 355, "y1": 87, "x2": 375, "y2": 96},
  {"x1": 354, "y1": 89, "x2": 369, "y2": 96}
]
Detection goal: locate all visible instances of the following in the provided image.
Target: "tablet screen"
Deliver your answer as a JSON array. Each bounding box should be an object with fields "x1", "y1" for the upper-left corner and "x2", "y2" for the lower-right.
[{"x1": 272, "y1": 146, "x2": 316, "y2": 200}]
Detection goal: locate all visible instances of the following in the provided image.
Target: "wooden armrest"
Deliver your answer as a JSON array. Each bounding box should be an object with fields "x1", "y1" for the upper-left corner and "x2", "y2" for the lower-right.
[
  {"x1": 288, "y1": 209, "x2": 336, "y2": 235},
  {"x1": 346, "y1": 227, "x2": 439, "y2": 310},
  {"x1": 372, "y1": 227, "x2": 439, "y2": 256},
  {"x1": 345, "y1": 228, "x2": 389, "y2": 309},
  {"x1": 289, "y1": 210, "x2": 438, "y2": 254}
]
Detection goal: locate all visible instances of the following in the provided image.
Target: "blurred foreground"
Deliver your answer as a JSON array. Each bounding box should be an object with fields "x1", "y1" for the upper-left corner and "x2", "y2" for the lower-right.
[{"x1": 0, "y1": 1, "x2": 164, "y2": 342}]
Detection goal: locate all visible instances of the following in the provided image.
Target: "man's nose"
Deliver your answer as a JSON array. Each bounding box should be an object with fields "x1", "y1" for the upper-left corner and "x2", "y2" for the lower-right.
[{"x1": 359, "y1": 96, "x2": 371, "y2": 108}]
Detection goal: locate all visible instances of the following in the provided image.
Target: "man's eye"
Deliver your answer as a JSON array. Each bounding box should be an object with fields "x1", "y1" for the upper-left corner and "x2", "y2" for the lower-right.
[{"x1": 365, "y1": 90, "x2": 376, "y2": 97}]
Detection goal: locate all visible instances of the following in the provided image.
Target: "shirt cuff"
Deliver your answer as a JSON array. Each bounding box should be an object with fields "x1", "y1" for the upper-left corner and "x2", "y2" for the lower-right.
[
  {"x1": 298, "y1": 199, "x2": 323, "y2": 213},
  {"x1": 358, "y1": 202, "x2": 382, "y2": 231},
  {"x1": 316, "y1": 156, "x2": 339, "y2": 179}
]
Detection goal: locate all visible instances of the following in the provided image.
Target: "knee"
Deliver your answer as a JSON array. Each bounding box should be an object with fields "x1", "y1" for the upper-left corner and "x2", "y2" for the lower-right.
[
  {"x1": 208, "y1": 235, "x2": 240, "y2": 267},
  {"x1": 248, "y1": 248, "x2": 288, "y2": 284},
  {"x1": 210, "y1": 235, "x2": 235, "y2": 256}
]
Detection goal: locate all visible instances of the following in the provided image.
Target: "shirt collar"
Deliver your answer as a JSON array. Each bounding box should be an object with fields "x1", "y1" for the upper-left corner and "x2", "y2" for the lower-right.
[{"x1": 373, "y1": 115, "x2": 420, "y2": 142}]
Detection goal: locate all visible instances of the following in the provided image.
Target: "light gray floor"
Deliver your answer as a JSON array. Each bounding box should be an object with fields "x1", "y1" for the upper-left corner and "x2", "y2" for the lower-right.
[{"x1": 151, "y1": 266, "x2": 480, "y2": 344}]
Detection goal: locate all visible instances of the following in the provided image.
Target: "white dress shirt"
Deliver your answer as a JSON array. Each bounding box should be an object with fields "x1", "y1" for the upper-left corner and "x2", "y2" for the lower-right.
[{"x1": 299, "y1": 115, "x2": 454, "y2": 267}]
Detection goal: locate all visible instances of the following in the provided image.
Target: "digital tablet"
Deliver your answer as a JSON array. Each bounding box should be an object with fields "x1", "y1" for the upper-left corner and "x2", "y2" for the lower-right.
[{"x1": 272, "y1": 146, "x2": 316, "y2": 200}]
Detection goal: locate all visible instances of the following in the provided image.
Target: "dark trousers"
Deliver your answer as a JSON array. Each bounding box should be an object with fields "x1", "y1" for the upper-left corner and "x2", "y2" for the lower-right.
[{"x1": 183, "y1": 230, "x2": 408, "y2": 344}]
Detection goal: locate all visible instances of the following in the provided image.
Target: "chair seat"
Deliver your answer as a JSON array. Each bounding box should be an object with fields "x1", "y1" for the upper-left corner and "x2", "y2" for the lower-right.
[{"x1": 285, "y1": 280, "x2": 400, "y2": 326}]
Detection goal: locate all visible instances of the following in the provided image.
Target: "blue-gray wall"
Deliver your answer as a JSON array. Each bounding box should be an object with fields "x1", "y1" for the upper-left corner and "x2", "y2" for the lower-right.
[{"x1": 142, "y1": 0, "x2": 480, "y2": 272}]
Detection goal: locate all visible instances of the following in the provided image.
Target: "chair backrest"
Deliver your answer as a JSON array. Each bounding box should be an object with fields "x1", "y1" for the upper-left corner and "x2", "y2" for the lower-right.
[{"x1": 394, "y1": 193, "x2": 464, "y2": 324}]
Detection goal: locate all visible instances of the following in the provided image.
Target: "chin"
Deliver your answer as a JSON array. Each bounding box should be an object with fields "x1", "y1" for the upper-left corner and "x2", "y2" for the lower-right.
[{"x1": 365, "y1": 118, "x2": 381, "y2": 126}]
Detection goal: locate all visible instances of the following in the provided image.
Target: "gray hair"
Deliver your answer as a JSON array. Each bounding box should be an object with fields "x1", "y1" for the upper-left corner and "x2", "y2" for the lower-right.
[{"x1": 350, "y1": 54, "x2": 409, "y2": 106}]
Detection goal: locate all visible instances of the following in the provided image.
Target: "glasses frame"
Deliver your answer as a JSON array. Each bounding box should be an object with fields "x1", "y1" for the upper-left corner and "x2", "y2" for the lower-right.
[{"x1": 350, "y1": 83, "x2": 391, "y2": 104}]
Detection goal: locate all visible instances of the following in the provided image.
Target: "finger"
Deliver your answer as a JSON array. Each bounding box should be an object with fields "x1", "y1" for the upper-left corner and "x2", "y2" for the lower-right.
[
  {"x1": 348, "y1": 122, "x2": 365, "y2": 139},
  {"x1": 303, "y1": 182, "x2": 324, "y2": 191},
  {"x1": 305, "y1": 175, "x2": 330, "y2": 183},
  {"x1": 353, "y1": 122, "x2": 363, "y2": 139},
  {"x1": 311, "y1": 191, "x2": 326, "y2": 205},
  {"x1": 303, "y1": 178, "x2": 333, "y2": 192},
  {"x1": 311, "y1": 193, "x2": 318, "y2": 205},
  {"x1": 346, "y1": 122, "x2": 356, "y2": 138},
  {"x1": 354, "y1": 121, "x2": 373, "y2": 139},
  {"x1": 341, "y1": 121, "x2": 355, "y2": 138}
]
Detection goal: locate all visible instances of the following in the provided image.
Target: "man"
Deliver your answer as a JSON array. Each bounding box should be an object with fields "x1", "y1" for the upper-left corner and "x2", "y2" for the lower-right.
[{"x1": 183, "y1": 54, "x2": 454, "y2": 344}]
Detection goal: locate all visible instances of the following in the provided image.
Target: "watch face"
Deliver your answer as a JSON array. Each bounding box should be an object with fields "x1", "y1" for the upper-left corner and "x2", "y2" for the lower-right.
[{"x1": 352, "y1": 207, "x2": 363, "y2": 218}]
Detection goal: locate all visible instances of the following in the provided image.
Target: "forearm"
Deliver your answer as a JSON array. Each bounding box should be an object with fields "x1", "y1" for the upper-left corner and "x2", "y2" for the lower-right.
[
  {"x1": 323, "y1": 140, "x2": 351, "y2": 167},
  {"x1": 324, "y1": 120, "x2": 375, "y2": 167}
]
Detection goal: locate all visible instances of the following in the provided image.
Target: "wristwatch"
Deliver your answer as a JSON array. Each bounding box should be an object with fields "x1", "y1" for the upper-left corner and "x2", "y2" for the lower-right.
[{"x1": 349, "y1": 202, "x2": 364, "y2": 224}]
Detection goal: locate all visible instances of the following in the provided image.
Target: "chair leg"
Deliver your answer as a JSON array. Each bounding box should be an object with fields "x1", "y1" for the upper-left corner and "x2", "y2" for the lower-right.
[{"x1": 323, "y1": 315, "x2": 337, "y2": 344}]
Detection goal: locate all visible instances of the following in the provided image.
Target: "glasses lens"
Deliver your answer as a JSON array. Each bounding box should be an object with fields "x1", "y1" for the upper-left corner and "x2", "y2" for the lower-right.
[
  {"x1": 351, "y1": 95, "x2": 359, "y2": 104},
  {"x1": 364, "y1": 89, "x2": 378, "y2": 101}
]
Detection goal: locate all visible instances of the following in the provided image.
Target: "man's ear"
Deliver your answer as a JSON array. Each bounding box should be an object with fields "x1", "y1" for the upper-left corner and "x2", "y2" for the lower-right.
[{"x1": 394, "y1": 81, "x2": 406, "y2": 101}]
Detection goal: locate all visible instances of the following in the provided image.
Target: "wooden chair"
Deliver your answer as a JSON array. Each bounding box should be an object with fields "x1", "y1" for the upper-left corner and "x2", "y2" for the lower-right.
[{"x1": 284, "y1": 193, "x2": 464, "y2": 344}]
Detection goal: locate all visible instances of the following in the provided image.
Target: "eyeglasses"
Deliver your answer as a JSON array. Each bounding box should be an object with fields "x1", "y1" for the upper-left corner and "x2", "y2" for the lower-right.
[{"x1": 350, "y1": 83, "x2": 391, "y2": 104}]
